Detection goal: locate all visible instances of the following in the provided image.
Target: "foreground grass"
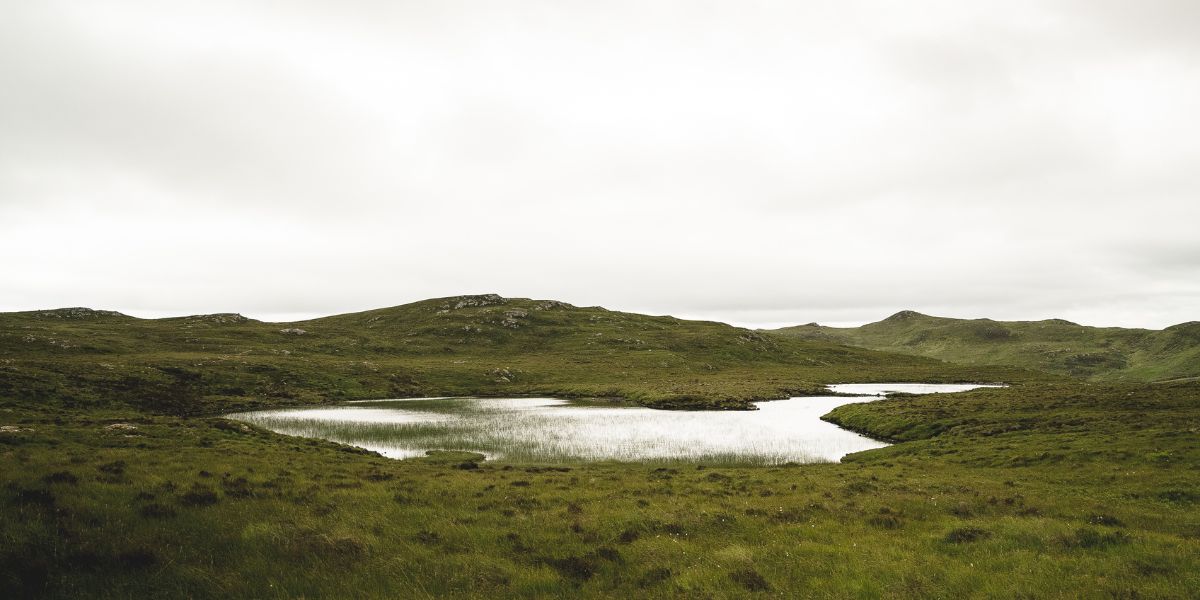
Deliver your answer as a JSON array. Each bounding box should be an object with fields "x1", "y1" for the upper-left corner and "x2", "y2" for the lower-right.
[{"x1": 3, "y1": 382, "x2": 1198, "y2": 598}]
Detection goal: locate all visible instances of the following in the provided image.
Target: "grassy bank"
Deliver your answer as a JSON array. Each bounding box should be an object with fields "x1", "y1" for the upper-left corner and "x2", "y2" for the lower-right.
[{"x1": 2, "y1": 381, "x2": 1197, "y2": 598}]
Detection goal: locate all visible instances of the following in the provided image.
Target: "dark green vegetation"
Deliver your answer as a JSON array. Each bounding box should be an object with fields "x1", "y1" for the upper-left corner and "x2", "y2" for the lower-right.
[
  {"x1": 0, "y1": 296, "x2": 1028, "y2": 413},
  {"x1": 770, "y1": 310, "x2": 1200, "y2": 382},
  {"x1": 2, "y1": 296, "x2": 1198, "y2": 597}
]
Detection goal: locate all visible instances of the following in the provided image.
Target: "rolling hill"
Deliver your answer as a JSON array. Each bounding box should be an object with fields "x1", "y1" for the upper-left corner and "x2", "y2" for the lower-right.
[
  {"x1": 0, "y1": 295, "x2": 1026, "y2": 414},
  {"x1": 769, "y1": 310, "x2": 1200, "y2": 382}
]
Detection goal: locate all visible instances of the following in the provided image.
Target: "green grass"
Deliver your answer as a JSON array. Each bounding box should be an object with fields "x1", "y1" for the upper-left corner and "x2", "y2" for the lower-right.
[
  {"x1": 1, "y1": 296, "x2": 1197, "y2": 597},
  {"x1": 2, "y1": 382, "x2": 1198, "y2": 597},
  {"x1": 769, "y1": 310, "x2": 1200, "y2": 382}
]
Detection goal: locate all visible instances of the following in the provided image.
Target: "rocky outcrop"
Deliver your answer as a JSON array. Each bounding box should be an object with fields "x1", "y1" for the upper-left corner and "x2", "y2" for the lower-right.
[
  {"x1": 185, "y1": 313, "x2": 251, "y2": 325},
  {"x1": 500, "y1": 310, "x2": 528, "y2": 328},
  {"x1": 489, "y1": 367, "x2": 516, "y2": 382},
  {"x1": 34, "y1": 308, "x2": 127, "y2": 319},
  {"x1": 440, "y1": 294, "x2": 508, "y2": 311}
]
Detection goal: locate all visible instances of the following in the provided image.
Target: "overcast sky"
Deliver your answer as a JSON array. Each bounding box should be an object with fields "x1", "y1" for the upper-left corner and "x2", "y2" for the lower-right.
[{"x1": 2, "y1": 1, "x2": 1198, "y2": 329}]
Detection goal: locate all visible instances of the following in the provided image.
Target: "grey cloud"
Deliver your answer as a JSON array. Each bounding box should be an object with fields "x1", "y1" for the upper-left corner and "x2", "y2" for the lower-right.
[{"x1": 1, "y1": 1, "x2": 1196, "y2": 329}]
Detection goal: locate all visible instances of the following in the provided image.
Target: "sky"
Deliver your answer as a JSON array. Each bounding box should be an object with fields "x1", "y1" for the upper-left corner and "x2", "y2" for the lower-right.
[{"x1": 2, "y1": 1, "x2": 1198, "y2": 329}]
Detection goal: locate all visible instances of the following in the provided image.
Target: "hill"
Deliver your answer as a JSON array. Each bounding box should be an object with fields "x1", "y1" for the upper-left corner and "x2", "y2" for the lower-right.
[
  {"x1": 769, "y1": 310, "x2": 1200, "y2": 382},
  {"x1": 2, "y1": 298, "x2": 1197, "y2": 597},
  {"x1": 0, "y1": 295, "x2": 1027, "y2": 414}
]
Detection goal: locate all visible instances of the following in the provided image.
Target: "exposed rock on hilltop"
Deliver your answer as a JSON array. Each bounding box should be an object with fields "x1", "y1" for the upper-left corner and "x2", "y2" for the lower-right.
[
  {"x1": 441, "y1": 294, "x2": 509, "y2": 310},
  {"x1": 179, "y1": 313, "x2": 255, "y2": 325},
  {"x1": 32, "y1": 308, "x2": 128, "y2": 319}
]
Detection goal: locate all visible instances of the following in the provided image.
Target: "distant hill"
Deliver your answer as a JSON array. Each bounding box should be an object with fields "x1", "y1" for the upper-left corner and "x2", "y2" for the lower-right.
[
  {"x1": 0, "y1": 295, "x2": 1028, "y2": 414},
  {"x1": 769, "y1": 310, "x2": 1200, "y2": 382}
]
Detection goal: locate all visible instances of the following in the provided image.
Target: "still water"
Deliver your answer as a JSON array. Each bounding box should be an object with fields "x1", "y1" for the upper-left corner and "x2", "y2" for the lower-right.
[{"x1": 229, "y1": 383, "x2": 1001, "y2": 465}]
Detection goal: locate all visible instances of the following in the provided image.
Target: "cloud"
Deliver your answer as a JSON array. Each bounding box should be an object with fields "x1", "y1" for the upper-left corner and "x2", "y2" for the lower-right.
[{"x1": 1, "y1": 1, "x2": 1197, "y2": 328}]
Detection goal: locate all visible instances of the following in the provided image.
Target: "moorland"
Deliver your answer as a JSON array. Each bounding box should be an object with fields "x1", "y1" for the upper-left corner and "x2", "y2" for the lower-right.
[{"x1": 1, "y1": 295, "x2": 1196, "y2": 598}]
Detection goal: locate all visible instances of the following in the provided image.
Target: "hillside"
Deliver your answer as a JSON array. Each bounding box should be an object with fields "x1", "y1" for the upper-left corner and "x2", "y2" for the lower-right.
[
  {"x1": 0, "y1": 295, "x2": 1027, "y2": 414},
  {"x1": 769, "y1": 310, "x2": 1200, "y2": 382}
]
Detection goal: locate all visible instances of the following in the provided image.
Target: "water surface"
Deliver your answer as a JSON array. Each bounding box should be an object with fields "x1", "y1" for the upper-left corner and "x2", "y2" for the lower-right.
[{"x1": 229, "y1": 383, "x2": 998, "y2": 464}]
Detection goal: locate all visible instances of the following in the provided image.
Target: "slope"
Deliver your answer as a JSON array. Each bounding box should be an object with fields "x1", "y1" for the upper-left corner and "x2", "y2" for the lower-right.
[{"x1": 769, "y1": 310, "x2": 1200, "y2": 382}]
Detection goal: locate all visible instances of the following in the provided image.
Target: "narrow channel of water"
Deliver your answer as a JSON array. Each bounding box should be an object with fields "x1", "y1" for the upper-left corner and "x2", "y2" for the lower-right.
[{"x1": 228, "y1": 383, "x2": 1001, "y2": 465}]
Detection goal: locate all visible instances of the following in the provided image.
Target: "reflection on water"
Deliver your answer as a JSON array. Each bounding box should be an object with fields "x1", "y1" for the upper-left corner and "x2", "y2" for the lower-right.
[{"x1": 229, "y1": 383, "x2": 999, "y2": 465}]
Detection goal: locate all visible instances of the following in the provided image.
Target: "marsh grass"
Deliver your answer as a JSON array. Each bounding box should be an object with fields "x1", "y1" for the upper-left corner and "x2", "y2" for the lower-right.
[{"x1": 228, "y1": 385, "x2": 992, "y2": 465}]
